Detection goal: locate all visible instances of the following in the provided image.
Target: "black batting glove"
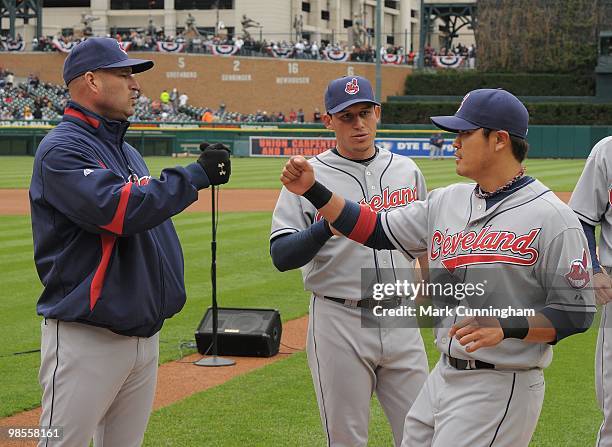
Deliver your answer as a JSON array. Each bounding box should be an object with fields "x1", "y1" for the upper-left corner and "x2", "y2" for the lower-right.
[{"x1": 197, "y1": 142, "x2": 231, "y2": 186}]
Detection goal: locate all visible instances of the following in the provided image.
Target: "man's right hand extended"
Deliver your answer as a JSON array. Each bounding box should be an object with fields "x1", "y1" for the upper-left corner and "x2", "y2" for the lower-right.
[{"x1": 280, "y1": 156, "x2": 315, "y2": 195}]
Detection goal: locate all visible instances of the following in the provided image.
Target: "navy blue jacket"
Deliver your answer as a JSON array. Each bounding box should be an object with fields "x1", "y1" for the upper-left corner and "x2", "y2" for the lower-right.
[{"x1": 29, "y1": 102, "x2": 210, "y2": 337}]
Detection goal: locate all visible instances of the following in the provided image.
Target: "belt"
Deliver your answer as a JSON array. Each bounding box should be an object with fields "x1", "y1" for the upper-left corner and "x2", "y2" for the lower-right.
[
  {"x1": 447, "y1": 355, "x2": 495, "y2": 370},
  {"x1": 323, "y1": 296, "x2": 403, "y2": 309}
]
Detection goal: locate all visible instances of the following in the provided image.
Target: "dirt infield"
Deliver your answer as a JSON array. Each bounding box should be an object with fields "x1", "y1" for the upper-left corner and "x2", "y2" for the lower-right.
[
  {"x1": 0, "y1": 189, "x2": 571, "y2": 215},
  {"x1": 0, "y1": 189, "x2": 281, "y2": 215}
]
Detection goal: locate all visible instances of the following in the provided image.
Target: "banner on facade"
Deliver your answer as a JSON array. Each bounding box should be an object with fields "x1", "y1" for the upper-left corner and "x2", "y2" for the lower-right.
[
  {"x1": 156, "y1": 41, "x2": 185, "y2": 53},
  {"x1": 323, "y1": 49, "x2": 350, "y2": 62},
  {"x1": 210, "y1": 44, "x2": 239, "y2": 56},
  {"x1": 433, "y1": 55, "x2": 465, "y2": 69},
  {"x1": 381, "y1": 54, "x2": 404, "y2": 65}
]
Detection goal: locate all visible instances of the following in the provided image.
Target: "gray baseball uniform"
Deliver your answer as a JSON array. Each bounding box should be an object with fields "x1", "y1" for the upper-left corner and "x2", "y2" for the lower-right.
[
  {"x1": 271, "y1": 148, "x2": 429, "y2": 447},
  {"x1": 569, "y1": 135, "x2": 612, "y2": 446},
  {"x1": 377, "y1": 179, "x2": 596, "y2": 446}
]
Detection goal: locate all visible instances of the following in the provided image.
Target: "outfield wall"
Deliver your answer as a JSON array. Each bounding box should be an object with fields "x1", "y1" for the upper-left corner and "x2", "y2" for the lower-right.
[
  {"x1": 2, "y1": 52, "x2": 410, "y2": 115},
  {"x1": 1, "y1": 122, "x2": 611, "y2": 158}
]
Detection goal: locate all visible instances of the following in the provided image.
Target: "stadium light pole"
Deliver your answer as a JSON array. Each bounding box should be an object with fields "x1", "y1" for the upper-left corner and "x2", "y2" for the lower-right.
[{"x1": 375, "y1": 0, "x2": 382, "y2": 102}]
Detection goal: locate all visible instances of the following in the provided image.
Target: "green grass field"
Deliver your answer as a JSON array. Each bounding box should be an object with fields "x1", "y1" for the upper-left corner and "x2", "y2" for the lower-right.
[
  {"x1": 0, "y1": 155, "x2": 588, "y2": 191},
  {"x1": 0, "y1": 155, "x2": 602, "y2": 446}
]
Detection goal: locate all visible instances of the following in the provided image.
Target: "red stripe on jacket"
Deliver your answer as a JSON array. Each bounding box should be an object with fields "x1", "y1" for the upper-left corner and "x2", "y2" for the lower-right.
[
  {"x1": 348, "y1": 204, "x2": 378, "y2": 243},
  {"x1": 100, "y1": 182, "x2": 132, "y2": 235},
  {"x1": 89, "y1": 234, "x2": 116, "y2": 310},
  {"x1": 64, "y1": 107, "x2": 101, "y2": 129}
]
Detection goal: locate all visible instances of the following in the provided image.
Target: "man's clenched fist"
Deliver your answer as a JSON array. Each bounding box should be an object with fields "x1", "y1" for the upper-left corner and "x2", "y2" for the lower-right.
[{"x1": 280, "y1": 156, "x2": 315, "y2": 195}]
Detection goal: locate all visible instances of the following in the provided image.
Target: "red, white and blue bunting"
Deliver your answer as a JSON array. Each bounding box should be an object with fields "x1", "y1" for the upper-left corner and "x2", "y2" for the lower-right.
[
  {"x1": 433, "y1": 55, "x2": 465, "y2": 69},
  {"x1": 156, "y1": 41, "x2": 185, "y2": 53},
  {"x1": 52, "y1": 38, "x2": 78, "y2": 53},
  {"x1": 119, "y1": 41, "x2": 132, "y2": 52},
  {"x1": 267, "y1": 47, "x2": 294, "y2": 58},
  {"x1": 323, "y1": 49, "x2": 349, "y2": 62},
  {"x1": 381, "y1": 53, "x2": 404, "y2": 65},
  {"x1": 3, "y1": 41, "x2": 26, "y2": 52},
  {"x1": 210, "y1": 44, "x2": 239, "y2": 56}
]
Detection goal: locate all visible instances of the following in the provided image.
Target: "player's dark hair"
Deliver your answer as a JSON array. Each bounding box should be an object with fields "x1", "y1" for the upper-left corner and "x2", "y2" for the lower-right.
[{"x1": 482, "y1": 128, "x2": 529, "y2": 162}]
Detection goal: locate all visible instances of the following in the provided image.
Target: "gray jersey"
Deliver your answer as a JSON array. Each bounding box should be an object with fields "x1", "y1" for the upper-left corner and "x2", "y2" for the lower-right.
[
  {"x1": 569, "y1": 136, "x2": 612, "y2": 267},
  {"x1": 382, "y1": 179, "x2": 596, "y2": 369},
  {"x1": 271, "y1": 147, "x2": 427, "y2": 297}
]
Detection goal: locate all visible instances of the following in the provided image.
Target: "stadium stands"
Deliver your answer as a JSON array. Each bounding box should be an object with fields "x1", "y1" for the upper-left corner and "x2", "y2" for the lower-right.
[{"x1": 0, "y1": 69, "x2": 314, "y2": 123}]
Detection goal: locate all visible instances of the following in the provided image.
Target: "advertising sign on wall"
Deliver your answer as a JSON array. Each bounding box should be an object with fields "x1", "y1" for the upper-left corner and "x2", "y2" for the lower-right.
[{"x1": 249, "y1": 136, "x2": 455, "y2": 158}]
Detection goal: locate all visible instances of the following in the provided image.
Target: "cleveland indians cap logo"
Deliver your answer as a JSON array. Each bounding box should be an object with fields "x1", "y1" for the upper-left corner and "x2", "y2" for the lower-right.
[
  {"x1": 345, "y1": 78, "x2": 360, "y2": 95},
  {"x1": 565, "y1": 250, "x2": 590, "y2": 289}
]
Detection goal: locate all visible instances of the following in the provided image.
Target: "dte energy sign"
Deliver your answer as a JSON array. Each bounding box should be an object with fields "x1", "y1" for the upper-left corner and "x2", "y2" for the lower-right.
[{"x1": 249, "y1": 136, "x2": 454, "y2": 157}]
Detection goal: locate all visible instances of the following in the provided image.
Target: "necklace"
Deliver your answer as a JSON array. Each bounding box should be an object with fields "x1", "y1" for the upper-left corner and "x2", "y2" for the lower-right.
[{"x1": 475, "y1": 166, "x2": 526, "y2": 199}]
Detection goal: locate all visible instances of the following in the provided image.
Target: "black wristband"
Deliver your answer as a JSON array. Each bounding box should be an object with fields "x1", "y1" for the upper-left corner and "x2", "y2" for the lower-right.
[
  {"x1": 303, "y1": 181, "x2": 333, "y2": 209},
  {"x1": 498, "y1": 315, "x2": 529, "y2": 340}
]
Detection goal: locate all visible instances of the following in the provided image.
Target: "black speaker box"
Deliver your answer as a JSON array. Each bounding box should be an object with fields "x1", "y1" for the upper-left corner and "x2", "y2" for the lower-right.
[{"x1": 195, "y1": 307, "x2": 282, "y2": 357}]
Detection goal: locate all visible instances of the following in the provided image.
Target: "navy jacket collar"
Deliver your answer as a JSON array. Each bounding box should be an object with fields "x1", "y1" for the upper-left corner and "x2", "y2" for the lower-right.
[{"x1": 62, "y1": 101, "x2": 130, "y2": 144}]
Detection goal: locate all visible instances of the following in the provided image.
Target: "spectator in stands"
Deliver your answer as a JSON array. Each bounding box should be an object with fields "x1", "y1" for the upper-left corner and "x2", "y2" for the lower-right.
[
  {"x1": 151, "y1": 99, "x2": 161, "y2": 115},
  {"x1": 310, "y1": 41, "x2": 319, "y2": 60},
  {"x1": 407, "y1": 50, "x2": 416, "y2": 65},
  {"x1": 288, "y1": 108, "x2": 297, "y2": 123},
  {"x1": 297, "y1": 108, "x2": 305, "y2": 123},
  {"x1": 277, "y1": 111, "x2": 286, "y2": 122},
  {"x1": 201, "y1": 108, "x2": 214, "y2": 123},
  {"x1": 313, "y1": 108, "x2": 321, "y2": 123},
  {"x1": 468, "y1": 44, "x2": 476, "y2": 68},
  {"x1": 6, "y1": 72, "x2": 14, "y2": 88},
  {"x1": 170, "y1": 88, "x2": 178, "y2": 111},
  {"x1": 23, "y1": 105, "x2": 34, "y2": 121},
  {"x1": 0, "y1": 107, "x2": 12, "y2": 120},
  {"x1": 33, "y1": 102, "x2": 43, "y2": 119},
  {"x1": 178, "y1": 92, "x2": 189, "y2": 108},
  {"x1": 234, "y1": 36, "x2": 244, "y2": 55},
  {"x1": 160, "y1": 89, "x2": 170, "y2": 104},
  {"x1": 294, "y1": 40, "x2": 305, "y2": 59}
]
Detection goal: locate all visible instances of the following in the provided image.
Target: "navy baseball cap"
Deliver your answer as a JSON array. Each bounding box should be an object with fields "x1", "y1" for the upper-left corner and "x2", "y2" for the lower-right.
[
  {"x1": 430, "y1": 89, "x2": 529, "y2": 139},
  {"x1": 63, "y1": 37, "x2": 154, "y2": 85},
  {"x1": 325, "y1": 76, "x2": 380, "y2": 114}
]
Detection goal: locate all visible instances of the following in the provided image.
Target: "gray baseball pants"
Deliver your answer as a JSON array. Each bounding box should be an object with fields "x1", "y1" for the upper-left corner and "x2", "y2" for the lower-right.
[
  {"x1": 38, "y1": 319, "x2": 159, "y2": 447},
  {"x1": 307, "y1": 295, "x2": 429, "y2": 447},
  {"x1": 401, "y1": 356, "x2": 545, "y2": 447}
]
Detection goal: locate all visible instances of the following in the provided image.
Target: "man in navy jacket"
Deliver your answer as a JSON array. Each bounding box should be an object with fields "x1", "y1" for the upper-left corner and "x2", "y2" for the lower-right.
[{"x1": 29, "y1": 37, "x2": 231, "y2": 447}]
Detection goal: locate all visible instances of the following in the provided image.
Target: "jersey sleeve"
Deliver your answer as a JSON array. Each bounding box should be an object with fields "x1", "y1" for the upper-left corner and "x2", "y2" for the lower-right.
[
  {"x1": 270, "y1": 186, "x2": 313, "y2": 241},
  {"x1": 569, "y1": 140, "x2": 611, "y2": 226},
  {"x1": 537, "y1": 228, "x2": 596, "y2": 314},
  {"x1": 38, "y1": 146, "x2": 205, "y2": 236},
  {"x1": 379, "y1": 196, "x2": 430, "y2": 258}
]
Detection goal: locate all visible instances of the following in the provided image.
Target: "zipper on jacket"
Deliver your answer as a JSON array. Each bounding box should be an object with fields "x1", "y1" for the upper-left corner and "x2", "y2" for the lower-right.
[{"x1": 116, "y1": 122, "x2": 138, "y2": 183}]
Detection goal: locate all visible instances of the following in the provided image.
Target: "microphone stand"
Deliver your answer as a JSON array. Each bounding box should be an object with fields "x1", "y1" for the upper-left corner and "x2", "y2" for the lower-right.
[{"x1": 195, "y1": 185, "x2": 235, "y2": 367}]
